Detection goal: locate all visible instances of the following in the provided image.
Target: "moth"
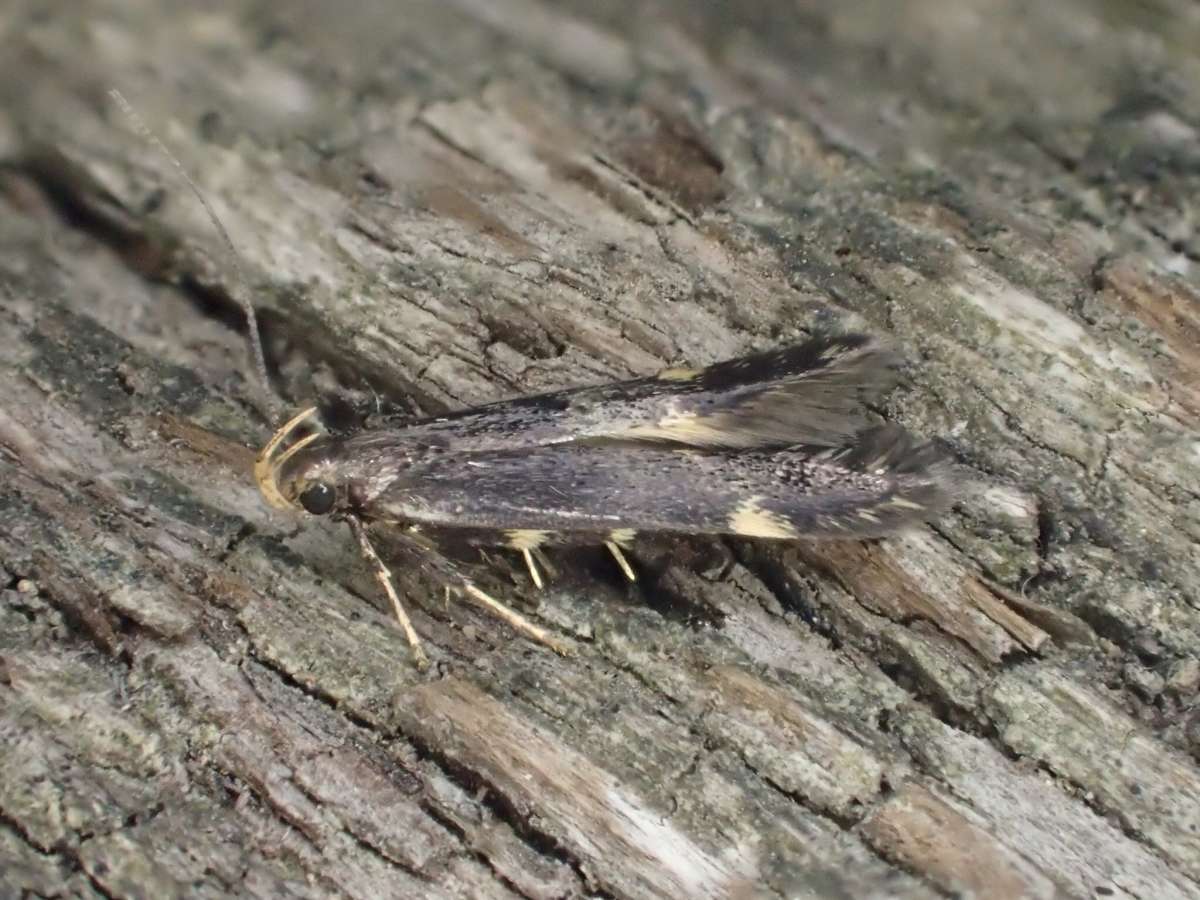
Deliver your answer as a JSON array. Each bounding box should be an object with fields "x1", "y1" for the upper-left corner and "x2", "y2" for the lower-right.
[{"x1": 111, "y1": 92, "x2": 953, "y2": 670}]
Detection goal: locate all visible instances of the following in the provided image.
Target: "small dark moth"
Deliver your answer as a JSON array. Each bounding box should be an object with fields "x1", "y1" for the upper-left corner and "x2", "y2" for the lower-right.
[{"x1": 111, "y1": 92, "x2": 953, "y2": 670}]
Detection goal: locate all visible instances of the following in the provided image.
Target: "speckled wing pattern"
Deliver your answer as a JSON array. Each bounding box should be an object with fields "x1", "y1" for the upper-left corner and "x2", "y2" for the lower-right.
[{"x1": 340, "y1": 334, "x2": 952, "y2": 546}]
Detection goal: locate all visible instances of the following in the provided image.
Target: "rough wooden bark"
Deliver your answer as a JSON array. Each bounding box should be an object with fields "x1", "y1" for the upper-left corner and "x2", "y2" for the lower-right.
[{"x1": 2, "y1": 2, "x2": 1198, "y2": 898}]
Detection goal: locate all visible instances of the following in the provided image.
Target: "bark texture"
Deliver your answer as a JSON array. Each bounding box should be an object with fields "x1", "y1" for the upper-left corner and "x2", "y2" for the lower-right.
[{"x1": 2, "y1": 2, "x2": 1199, "y2": 898}]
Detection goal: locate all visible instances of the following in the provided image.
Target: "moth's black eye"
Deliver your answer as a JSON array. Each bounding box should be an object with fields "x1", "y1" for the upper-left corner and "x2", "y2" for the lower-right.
[{"x1": 298, "y1": 482, "x2": 336, "y2": 515}]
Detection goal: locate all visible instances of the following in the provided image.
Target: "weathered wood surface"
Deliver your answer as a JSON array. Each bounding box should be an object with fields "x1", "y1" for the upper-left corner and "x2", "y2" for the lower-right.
[{"x1": 2, "y1": 2, "x2": 1199, "y2": 898}]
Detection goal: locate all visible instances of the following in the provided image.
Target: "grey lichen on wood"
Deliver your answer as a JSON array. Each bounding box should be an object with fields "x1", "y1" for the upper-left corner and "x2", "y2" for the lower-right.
[{"x1": 1, "y1": 1, "x2": 1199, "y2": 898}]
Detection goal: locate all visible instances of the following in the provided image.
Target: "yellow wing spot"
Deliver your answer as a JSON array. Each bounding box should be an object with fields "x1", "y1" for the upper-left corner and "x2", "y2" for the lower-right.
[
  {"x1": 623, "y1": 410, "x2": 727, "y2": 445},
  {"x1": 505, "y1": 529, "x2": 552, "y2": 551},
  {"x1": 729, "y1": 497, "x2": 799, "y2": 539},
  {"x1": 656, "y1": 366, "x2": 701, "y2": 382}
]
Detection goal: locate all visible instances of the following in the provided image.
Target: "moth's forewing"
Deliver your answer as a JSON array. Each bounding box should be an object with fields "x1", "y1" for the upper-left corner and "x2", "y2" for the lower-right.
[
  {"x1": 348, "y1": 334, "x2": 902, "y2": 455},
  {"x1": 357, "y1": 425, "x2": 951, "y2": 545}
]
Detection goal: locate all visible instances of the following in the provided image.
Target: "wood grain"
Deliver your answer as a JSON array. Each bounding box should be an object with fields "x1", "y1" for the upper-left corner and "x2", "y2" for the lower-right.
[{"x1": 1, "y1": 2, "x2": 1198, "y2": 897}]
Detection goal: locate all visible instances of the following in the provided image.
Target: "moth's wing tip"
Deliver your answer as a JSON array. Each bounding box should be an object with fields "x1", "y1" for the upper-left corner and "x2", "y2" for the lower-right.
[
  {"x1": 825, "y1": 423, "x2": 964, "y2": 526},
  {"x1": 628, "y1": 335, "x2": 911, "y2": 451}
]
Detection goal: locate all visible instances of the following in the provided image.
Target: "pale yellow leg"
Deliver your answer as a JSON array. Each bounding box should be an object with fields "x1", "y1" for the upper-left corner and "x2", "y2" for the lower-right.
[
  {"x1": 521, "y1": 547, "x2": 544, "y2": 589},
  {"x1": 459, "y1": 582, "x2": 571, "y2": 656},
  {"x1": 350, "y1": 519, "x2": 429, "y2": 670},
  {"x1": 605, "y1": 541, "x2": 637, "y2": 582}
]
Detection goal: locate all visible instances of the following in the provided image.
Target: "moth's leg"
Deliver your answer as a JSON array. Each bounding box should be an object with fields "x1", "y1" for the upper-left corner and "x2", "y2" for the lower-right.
[
  {"x1": 504, "y1": 530, "x2": 553, "y2": 590},
  {"x1": 456, "y1": 581, "x2": 571, "y2": 656},
  {"x1": 371, "y1": 524, "x2": 571, "y2": 657},
  {"x1": 605, "y1": 529, "x2": 638, "y2": 583},
  {"x1": 346, "y1": 517, "x2": 430, "y2": 670},
  {"x1": 521, "y1": 548, "x2": 544, "y2": 589},
  {"x1": 511, "y1": 547, "x2": 558, "y2": 588},
  {"x1": 605, "y1": 542, "x2": 638, "y2": 582}
]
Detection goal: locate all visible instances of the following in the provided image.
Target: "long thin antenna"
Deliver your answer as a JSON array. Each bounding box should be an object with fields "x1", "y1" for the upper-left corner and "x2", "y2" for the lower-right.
[{"x1": 108, "y1": 89, "x2": 281, "y2": 423}]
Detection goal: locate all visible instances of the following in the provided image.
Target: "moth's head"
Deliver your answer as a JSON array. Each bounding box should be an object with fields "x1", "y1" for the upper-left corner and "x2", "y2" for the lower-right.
[{"x1": 255, "y1": 407, "x2": 346, "y2": 517}]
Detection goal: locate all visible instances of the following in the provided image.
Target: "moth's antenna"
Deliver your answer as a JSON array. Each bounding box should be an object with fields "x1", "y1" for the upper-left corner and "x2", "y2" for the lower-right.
[{"x1": 108, "y1": 89, "x2": 281, "y2": 423}]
